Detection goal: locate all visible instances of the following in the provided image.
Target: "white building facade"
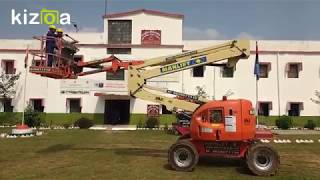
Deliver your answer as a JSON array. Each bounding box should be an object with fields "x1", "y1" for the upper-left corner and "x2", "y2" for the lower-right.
[{"x1": 0, "y1": 9, "x2": 319, "y2": 124}]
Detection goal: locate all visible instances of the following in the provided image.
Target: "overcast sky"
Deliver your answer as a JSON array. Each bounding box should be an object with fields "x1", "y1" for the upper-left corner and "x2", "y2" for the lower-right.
[{"x1": 0, "y1": 0, "x2": 320, "y2": 40}]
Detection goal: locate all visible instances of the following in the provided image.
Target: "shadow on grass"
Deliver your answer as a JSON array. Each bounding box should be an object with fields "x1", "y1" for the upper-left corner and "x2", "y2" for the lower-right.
[
  {"x1": 163, "y1": 156, "x2": 252, "y2": 175},
  {"x1": 37, "y1": 145, "x2": 252, "y2": 175},
  {"x1": 38, "y1": 145, "x2": 168, "y2": 158},
  {"x1": 37, "y1": 144, "x2": 74, "y2": 154},
  {"x1": 198, "y1": 157, "x2": 252, "y2": 175},
  {"x1": 198, "y1": 156, "x2": 244, "y2": 167},
  {"x1": 114, "y1": 147, "x2": 167, "y2": 158}
]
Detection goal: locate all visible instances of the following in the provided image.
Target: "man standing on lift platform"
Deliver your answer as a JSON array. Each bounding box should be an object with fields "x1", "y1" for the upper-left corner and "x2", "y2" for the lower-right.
[{"x1": 45, "y1": 25, "x2": 57, "y2": 67}]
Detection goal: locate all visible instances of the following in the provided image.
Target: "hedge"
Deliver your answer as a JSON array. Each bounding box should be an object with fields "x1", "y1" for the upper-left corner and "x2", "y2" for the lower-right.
[
  {"x1": 40, "y1": 113, "x2": 104, "y2": 126},
  {"x1": 0, "y1": 112, "x2": 319, "y2": 127},
  {"x1": 129, "y1": 114, "x2": 176, "y2": 125},
  {"x1": 0, "y1": 112, "x2": 22, "y2": 126},
  {"x1": 258, "y1": 116, "x2": 320, "y2": 127},
  {"x1": 0, "y1": 113, "x2": 104, "y2": 126}
]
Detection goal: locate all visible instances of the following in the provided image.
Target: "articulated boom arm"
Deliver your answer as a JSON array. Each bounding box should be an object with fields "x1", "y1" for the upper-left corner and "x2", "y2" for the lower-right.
[
  {"x1": 28, "y1": 37, "x2": 249, "y2": 112},
  {"x1": 128, "y1": 40, "x2": 250, "y2": 112}
]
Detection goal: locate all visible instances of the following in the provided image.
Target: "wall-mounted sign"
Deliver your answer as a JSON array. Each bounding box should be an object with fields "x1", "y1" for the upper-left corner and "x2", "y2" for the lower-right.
[
  {"x1": 60, "y1": 79, "x2": 91, "y2": 90},
  {"x1": 60, "y1": 90, "x2": 90, "y2": 95},
  {"x1": 60, "y1": 79, "x2": 128, "y2": 95},
  {"x1": 141, "y1": 30, "x2": 161, "y2": 45},
  {"x1": 147, "y1": 104, "x2": 160, "y2": 117}
]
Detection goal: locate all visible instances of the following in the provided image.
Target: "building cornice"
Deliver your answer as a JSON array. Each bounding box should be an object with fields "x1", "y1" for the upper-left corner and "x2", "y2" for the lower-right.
[
  {"x1": 77, "y1": 43, "x2": 184, "y2": 49},
  {"x1": 250, "y1": 50, "x2": 320, "y2": 55},
  {"x1": 103, "y1": 9, "x2": 184, "y2": 19},
  {"x1": 2, "y1": 48, "x2": 320, "y2": 55}
]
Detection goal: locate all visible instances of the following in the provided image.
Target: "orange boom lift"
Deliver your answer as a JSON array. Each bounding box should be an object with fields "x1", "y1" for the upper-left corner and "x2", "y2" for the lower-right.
[{"x1": 27, "y1": 36, "x2": 279, "y2": 176}]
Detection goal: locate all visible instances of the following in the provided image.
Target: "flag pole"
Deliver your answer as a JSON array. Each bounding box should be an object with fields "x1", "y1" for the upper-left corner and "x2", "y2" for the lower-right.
[
  {"x1": 22, "y1": 46, "x2": 29, "y2": 125},
  {"x1": 255, "y1": 41, "x2": 259, "y2": 125},
  {"x1": 11, "y1": 47, "x2": 32, "y2": 135},
  {"x1": 256, "y1": 72, "x2": 259, "y2": 125}
]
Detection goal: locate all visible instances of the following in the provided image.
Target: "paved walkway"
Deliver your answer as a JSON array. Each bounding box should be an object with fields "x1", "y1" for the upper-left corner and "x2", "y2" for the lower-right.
[
  {"x1": 272, "y1": 130, "x2": 320, "y2": 135},
  {"x1": 89, "y1": 125, "x2": 320, "y2": 135},
  {"x1": 90, "y1": 125, "x2": 136, "y2": 131}
]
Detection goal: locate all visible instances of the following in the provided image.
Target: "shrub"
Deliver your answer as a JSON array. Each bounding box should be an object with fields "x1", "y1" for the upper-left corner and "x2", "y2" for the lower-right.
[
  {"x1": 275, "y1": 116, "x2": 293, "y2": 129},
  {"x1": 137, "y1": 120, "x2": 144, "y2": 129},
  {"x1": 304, "y1": 120, "x2": 316, "y2": 130},
  {"x1": 145, "y1": 117, "x2": 159, "y2": 129},
  {"x1": 63, "y1": 123, "x2": 71, "y2": 129},
  {"x1": 74, "y1": 117, "x2": 93, "y2": 129},
  {"x1": 258, "y1": 121, "x2": 267, "y2": 126},
  {"x1": 24, "y1": 104, "x2": 43, "y2": 128},
  {"x1": 164, "y1": 123, "x2": 169, "y2": 131}
]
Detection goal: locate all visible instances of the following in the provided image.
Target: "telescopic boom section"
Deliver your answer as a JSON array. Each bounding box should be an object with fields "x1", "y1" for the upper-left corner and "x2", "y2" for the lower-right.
[{"x1": 128, "y1": 40, "x2": 250, "y2": 112}]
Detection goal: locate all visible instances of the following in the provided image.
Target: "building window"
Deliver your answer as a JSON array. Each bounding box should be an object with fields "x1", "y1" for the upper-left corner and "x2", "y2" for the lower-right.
[
  {"x1": 107, "y1": 48, "x2": 131, "y2": 54},
  {"x1": 288, "y1": 102, "x2": 303, "y2": 116},
  {"x1": 209, "y1": 109, "x2": 223, "y2": 123},
  {"x1": 30, "y1": 99, "x2": 44, "y2": 112},
  {"x1": 161, "y1": 105, "x2": 172, "y2": 114},
  {"x1": 259, "y1": 63, "x2": 271, "y2": 78},
  {"x1": 2, "y1": 60, "x2": 15, "y2": 74},
  {"x1": 192, "y1": 66, "x2": 204, "y2": 77},
  {"x1": 258, "y1": 102, "x2": 272, "y2": 116},
  {"x1": 106, "y1": 69, "x2": 125, "y2": 80},
  {"x1": 222, "y1": 66, "x2": 234, "y2": 78},
  {"x1": 0, "y1": 99, "x2": 13, "y2": 112},
  {"x1": 67, "y1": 98, "x2": 81, "y2": 113},
  {"x1": 287, "y1": 63, "x2": 302, "y2": 78},
  {"x1": 108, "y1": 20, "x2": 132, "y2": 44}
]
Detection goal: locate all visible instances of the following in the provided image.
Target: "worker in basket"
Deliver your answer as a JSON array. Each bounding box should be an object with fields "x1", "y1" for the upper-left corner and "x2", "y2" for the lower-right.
[
  {"x1": 45, "y1": 25, "x2": 57, "y2": 67},
  {"x1": 56, "y1": 28, "x2": 78, "y2": 67}
]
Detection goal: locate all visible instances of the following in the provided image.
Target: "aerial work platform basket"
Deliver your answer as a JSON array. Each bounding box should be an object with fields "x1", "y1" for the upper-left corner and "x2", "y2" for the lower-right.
[{"x1": 27, "y1": 35, "x2": 144, "y2": 79}]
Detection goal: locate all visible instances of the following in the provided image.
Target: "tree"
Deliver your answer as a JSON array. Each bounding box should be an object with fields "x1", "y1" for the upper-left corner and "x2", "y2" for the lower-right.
[
  {"x1": 311, "y1": 90, "x2": 320, "y2": 105},
  {"x1": 224, "y1": 89, "x2": 234, "y2": 97},
  {"x1": 195, "y1": 86, "x2": 208, "y2": 99},
  {"x1": 0, "y1": 72, "x2": 21, "y2": 110}
]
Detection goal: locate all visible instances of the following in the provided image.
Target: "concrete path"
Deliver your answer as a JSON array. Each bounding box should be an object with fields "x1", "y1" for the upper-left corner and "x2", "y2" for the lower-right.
[
  {"x1": 89, "y1": 125, "x2": 320, "y2": 135},
  {"x1": 90, "y1": 125, "x2": 136, "y2": 131},
  {"x1": 272, "y1": 129, "x2": 320, "y2": 135}
]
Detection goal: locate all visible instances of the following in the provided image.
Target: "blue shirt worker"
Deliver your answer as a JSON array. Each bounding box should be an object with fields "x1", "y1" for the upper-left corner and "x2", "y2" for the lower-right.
[{"x1": 45, "y1": 25, "x2": 57, "y2": 67}]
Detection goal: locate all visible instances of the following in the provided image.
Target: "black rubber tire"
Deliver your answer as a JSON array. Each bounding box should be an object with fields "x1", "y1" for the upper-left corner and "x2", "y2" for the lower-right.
[
  {"x1": 168, "y1": 140, "x2": 199, "y2": 171},
  {"x1": 246, "y1": 143, "x2": 280, "y2": 176}
]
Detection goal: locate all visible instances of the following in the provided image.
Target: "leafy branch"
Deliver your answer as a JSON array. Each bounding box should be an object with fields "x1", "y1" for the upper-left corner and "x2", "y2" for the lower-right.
[
  {"x1": 311, "y1": 90, "x2": 320, "y2": 105},
  {"x1": 0, "y1": 72, "x2": 21, "y2": 100}
]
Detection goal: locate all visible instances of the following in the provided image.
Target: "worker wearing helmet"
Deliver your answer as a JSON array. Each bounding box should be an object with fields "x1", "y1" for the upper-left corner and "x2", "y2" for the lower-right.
[
  {"x1": 46, "y1": 25, "x2": 57, "y2": 67},
  {"x1": 56, "y1": 28, "x2": 78, "y2": 66},
  {"x1": 55, "y1": 28, "x2": 65, "y2": 66},
  {"x1": 56, "y1": 28, "x2": 63, "y2": 38},
  {"x1": 56, "y1": 28, "x2": 71, "y2": 66}
]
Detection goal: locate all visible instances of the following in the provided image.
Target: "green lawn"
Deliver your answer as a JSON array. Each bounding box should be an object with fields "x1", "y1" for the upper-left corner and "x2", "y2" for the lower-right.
[{"x1": 0, "y1": 129, "x2": 320, "y2": 180}]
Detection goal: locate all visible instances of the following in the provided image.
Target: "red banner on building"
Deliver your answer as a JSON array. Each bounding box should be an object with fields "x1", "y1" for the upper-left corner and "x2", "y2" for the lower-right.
[{"x1": 141, "y1": 30, "x2": 161, "y2": 45}]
